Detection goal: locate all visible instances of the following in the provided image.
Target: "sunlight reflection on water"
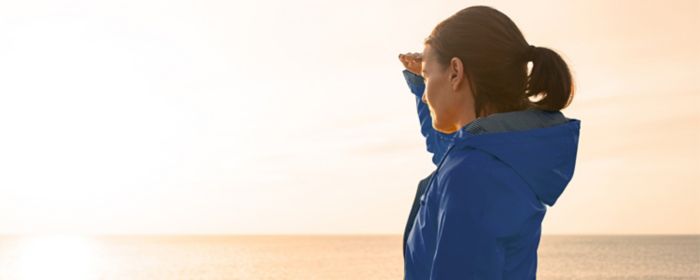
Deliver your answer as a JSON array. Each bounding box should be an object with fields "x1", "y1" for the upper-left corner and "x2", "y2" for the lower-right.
[{"x1": 0, "y1": 235, "x2": 697, "y2": 279}]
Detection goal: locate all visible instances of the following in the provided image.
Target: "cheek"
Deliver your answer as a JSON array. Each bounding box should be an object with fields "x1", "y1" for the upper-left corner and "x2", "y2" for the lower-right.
[{"x1": 425, "y1": 80, "x2": 443, "y2": 106}]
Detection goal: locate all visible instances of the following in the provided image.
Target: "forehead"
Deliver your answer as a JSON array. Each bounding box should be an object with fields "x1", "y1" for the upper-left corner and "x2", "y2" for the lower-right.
[
  {"x1": 422, "y1": 44, "x2": 431, "y2": 59},
  {"x1": 421, "y1": 45, "x2": 433, "y2": 70}
]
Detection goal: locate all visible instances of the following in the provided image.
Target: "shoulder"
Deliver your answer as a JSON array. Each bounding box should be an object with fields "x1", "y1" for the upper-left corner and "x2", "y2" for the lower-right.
[
  {"x1": 433, "y1": 148, "x2": 540, "y2": 234},
  {"x1": 434, "y1": 147, "x2": 528, "y2": 210},
  {"x1": 438, "y1": 148, "x2": 507, "y2": 185}
]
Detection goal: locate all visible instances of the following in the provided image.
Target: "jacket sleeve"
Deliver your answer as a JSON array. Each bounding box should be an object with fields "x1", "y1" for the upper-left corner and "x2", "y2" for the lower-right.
[
  {"x1": 402, "y1": 69, "x2": 456, "y2": 166},
  {"x1": 429, "y1": 160, "x2": 506, "y2": 279}
]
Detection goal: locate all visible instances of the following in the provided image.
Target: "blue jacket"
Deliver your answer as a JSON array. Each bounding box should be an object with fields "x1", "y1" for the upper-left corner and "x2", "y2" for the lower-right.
[{"x1": 401, "y1": 70, "x2": 581, "y2": 279}]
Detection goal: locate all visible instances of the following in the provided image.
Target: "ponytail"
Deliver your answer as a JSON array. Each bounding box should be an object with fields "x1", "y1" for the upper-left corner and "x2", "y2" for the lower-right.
[{"x1": 526, "y1": 46, "x2": 575, "y2": 111}]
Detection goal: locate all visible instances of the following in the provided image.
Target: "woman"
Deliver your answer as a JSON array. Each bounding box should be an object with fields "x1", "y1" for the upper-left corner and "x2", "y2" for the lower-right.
[
  {"x1": 397, "y1": 6, "x2": 581, "y2": 279},
  {"x1": 399, "y1": 54, "x2": 456, "y2": 262}
]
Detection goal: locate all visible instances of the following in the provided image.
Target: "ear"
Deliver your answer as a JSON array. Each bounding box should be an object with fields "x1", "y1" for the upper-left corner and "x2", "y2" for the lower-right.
[{"x1": 448, "y1": 57, "x2": 464, "y2": 92}]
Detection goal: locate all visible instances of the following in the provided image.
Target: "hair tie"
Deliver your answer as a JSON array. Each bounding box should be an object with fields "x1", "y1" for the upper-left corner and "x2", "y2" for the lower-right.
[{"x1": 526, "y1": 45, "x2": 537, "y2": 61}]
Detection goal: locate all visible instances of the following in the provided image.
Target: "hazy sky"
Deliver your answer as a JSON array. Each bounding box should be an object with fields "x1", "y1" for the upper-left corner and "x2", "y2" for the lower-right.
[{"x1": 0, "y1": 0, "x2": 698, "y2": 235}]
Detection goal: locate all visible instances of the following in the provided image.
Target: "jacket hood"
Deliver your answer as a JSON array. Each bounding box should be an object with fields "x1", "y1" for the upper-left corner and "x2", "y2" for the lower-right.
[{"x1": 450, "y1": 108, "x2": 581, "y2": 206}]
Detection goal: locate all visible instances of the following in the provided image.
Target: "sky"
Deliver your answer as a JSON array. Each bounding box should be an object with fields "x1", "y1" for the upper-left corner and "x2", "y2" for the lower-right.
[{"x1": 0, "y1": 0, "x2": 698, "y2": 235}]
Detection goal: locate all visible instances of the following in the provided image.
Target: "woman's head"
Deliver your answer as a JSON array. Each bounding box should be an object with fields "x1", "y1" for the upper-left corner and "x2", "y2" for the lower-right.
[{"x1": 420, "y1": 6, "x2": 575, "y2": 133}]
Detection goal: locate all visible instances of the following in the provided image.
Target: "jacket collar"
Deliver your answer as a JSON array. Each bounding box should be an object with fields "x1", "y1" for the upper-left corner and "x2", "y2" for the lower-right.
[{"x1": 455, "y1": 107, "x2": 571, "y2": 139}]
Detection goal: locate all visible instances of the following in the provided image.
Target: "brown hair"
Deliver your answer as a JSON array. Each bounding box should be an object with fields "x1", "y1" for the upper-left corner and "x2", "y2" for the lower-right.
[{"x1": 424, "y1": 6, "x2": 575, "y2": 118}]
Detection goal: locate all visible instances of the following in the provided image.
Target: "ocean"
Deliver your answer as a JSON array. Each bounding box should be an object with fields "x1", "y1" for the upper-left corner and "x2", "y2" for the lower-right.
[{"x1": 0, "y1": 235, "x2": 697, "y2": 279}]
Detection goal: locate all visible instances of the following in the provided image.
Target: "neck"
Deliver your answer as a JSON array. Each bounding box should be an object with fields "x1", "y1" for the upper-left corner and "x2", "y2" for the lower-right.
[
  {"x1": 453, "y1": 111, "x2": 477, "y2": 133},
  {"x1": 436, "y1": 109, "x2": 478, "y2": 134}
]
